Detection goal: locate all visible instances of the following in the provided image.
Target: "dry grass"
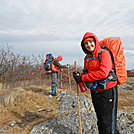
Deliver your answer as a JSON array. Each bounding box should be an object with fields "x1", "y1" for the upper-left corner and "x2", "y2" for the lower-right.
[
  {"x1": 0, "y1": 77, "x2": 133, "y2": 134},
  {"x1": 0, "y1": 86, "x2": 59, "y2": 134},
  {"x1": 118, "y1": 77, "x2": 134, "y2": 112}
]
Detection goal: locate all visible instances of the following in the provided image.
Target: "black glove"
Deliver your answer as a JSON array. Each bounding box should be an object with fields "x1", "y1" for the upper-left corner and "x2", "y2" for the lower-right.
[{"x1": 73, "y1": 72, "x2": 82, "y2": 83}]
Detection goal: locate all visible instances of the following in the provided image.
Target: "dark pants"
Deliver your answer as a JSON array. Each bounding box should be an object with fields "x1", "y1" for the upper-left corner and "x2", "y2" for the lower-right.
[
  {"x1": 51, "y1": 71, "x2": 58, "y2": 87},
  {"x1": 91, "y1": 86, "x2": 118, "y2": 134},
  {"x1": 51, "y1": 71, "x2": 58, "y2": 94}
]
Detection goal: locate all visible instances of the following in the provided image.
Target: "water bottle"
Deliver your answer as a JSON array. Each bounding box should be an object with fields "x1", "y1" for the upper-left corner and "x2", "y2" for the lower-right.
[
  {"x1": 78, "y1": 81, "x2": 87, "y2": 92},
  {"x1": 76, "y1": 72, "x2": 87, "y2": 92}
]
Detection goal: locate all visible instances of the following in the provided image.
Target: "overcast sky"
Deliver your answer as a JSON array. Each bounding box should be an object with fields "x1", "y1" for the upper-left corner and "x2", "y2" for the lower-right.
[{"x1": 0, "y1": 0, "x2": 134, "y2": 69}]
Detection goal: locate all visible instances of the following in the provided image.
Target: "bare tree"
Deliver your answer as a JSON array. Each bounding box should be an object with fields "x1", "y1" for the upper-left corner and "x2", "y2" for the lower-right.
[
  {"x1": 0, "y1": 44, "x2": 44, "y2": 82},
  {"x1": 0, "y1": 45, "x2": 16, "y2": 80},
  {"x1": 0, "y1": 44, "x2": 73, "y2": 89}
]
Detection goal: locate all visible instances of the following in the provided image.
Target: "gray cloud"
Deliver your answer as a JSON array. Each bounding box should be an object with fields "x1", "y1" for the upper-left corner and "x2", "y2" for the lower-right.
[{"x1": 125, "y1": 50, "x2": 134, "y2": 55}]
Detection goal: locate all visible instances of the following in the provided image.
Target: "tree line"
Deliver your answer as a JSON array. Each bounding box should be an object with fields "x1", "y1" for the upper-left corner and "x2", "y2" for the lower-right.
[
  {"x1": 0, "y1": 45, "x2": 46, "y2": 83},
  {"x1": 0, "y1": 45, "x2": 75, "y2": 88}
]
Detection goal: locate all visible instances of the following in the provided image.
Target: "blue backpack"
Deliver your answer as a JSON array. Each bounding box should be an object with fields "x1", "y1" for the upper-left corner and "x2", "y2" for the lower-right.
[{"x1": 43, "y1": 53, "x2": 54, "y2": 74}]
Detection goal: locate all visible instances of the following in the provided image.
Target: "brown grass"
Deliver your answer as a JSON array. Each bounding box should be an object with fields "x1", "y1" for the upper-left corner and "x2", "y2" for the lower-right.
[
  {"x1": 118, "y1": 77, "x2": 134, "y2": 112},
  {"x1": 0, "y1": 86, "x2": 59, "y2": 134}
]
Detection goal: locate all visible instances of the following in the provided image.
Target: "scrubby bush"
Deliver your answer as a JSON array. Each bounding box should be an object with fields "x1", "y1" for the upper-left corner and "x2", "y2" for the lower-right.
[{"x1": 0, "y1": 44, "x2": 77, "y2": 89}]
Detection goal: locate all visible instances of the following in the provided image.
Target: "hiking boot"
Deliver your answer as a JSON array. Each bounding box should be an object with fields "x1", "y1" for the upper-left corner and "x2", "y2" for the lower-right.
[{"x1": 52, "y1": 93, "x2": 57, "y2": 96}]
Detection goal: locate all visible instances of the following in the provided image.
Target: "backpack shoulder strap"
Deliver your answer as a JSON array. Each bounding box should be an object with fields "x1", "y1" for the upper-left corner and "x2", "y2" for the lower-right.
[
  {"x1": 85, "y1": 57, "x2": 100, "y2": 61},
  {"x1": 85, "y1": 49, "x2": 105, "y2": 61},
  {"x1": 98, "y1": 49, "x2": 105, "y2": 60}
]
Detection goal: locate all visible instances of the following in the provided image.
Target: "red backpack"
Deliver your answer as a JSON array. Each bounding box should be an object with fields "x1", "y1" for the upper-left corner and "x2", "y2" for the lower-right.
[{"x1": 99, "y1": 37, "x2": 127, "y2": 85}]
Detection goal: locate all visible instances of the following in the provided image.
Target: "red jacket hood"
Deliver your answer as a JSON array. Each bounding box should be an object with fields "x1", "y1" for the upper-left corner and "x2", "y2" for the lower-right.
[{"x1": 81, "y1": 32, "x2": 101, "y2": 56}]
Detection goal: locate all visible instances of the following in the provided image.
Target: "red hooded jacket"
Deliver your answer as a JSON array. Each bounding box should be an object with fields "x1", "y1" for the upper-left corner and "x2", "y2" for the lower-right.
[{"x1": 81, "y1": 32, "x2": 117, "y2": 91}]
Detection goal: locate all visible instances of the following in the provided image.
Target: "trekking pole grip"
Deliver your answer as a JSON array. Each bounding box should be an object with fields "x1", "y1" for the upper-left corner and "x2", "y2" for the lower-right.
[{"x1": 74, "y1": 61, "x2": 77, "y2": 73}]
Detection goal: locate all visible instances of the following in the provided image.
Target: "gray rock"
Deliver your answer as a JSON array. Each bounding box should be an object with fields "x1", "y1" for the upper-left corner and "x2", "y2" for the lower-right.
[
  {"x1": 117, "y1": 111, "x2": 134, "y2": 134},
  {"x1": 30, "y1": 92, "x2": 134, "y2": 134}
]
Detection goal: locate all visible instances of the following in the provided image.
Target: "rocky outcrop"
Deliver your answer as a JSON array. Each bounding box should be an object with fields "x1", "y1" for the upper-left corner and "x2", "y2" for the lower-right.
[{"x1": 30, "y1": 92, "x2": 134, "y2": 134}]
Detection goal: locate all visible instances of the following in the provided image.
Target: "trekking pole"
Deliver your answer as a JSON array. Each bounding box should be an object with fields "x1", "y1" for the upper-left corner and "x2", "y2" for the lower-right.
[
  {"x1": 68, "y1": 66, "x2": 72, "y2": 92},
  {"x1": 74, "y1": 61, "x2": 82, "y2": 134},
  {"x1": 60, "y1": 69, "x2": 63, "y2": 93}
]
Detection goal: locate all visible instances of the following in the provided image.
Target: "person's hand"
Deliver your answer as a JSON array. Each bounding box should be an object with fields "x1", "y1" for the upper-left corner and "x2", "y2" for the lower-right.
[{"x1": 73, "y1": 72, "x2": 82, "y2": 83}]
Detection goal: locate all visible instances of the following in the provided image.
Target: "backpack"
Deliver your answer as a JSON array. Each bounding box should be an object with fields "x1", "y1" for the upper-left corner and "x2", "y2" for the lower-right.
[
  {"x1": 43, "y1": 53, "x2": 54, "y2": 74},
  {"x1": 99, "y1": 37, "x2": 127, "y2": 85}
]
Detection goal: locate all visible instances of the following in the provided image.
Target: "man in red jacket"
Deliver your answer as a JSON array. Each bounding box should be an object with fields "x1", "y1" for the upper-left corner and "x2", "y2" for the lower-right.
[{"x1": 73, "y1": 32, "x2": 118, "y2": 134}]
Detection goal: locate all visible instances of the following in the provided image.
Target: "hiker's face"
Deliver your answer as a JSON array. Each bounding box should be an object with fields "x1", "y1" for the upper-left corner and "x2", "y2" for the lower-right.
[{"x1": 84, "y1": 40, "x2": 95, "y2": 52}]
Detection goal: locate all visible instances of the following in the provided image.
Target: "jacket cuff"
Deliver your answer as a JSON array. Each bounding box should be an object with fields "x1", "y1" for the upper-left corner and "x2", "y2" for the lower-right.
[{"x1": 81, "y1": 75, "x2": 84, "y2": 81}]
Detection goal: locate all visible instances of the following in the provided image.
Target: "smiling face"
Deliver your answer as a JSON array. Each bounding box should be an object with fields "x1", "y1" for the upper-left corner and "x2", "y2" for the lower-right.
[{"x1": 84, "y1": 40, "x2": 96, "y2": 52}]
